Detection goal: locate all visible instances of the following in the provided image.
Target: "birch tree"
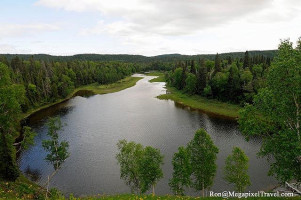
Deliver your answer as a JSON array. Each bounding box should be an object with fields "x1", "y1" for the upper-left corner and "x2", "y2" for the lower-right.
[
  {"x1": 239, "y1": 38, "x2": 301, "y2": 183},
  {"x1": 224, "y1": 147, "x2": 251, "y2": 192},
  {"x1": 42, "y1": 117, "x2": 69, "y2": 198},
  {"x1": 187, "y1": 129, "x2": 219, "y2": 197}
]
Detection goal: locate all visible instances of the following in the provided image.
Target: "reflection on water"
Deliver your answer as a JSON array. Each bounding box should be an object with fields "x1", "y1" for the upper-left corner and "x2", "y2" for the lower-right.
[
  {"x1": 18, "y1": 75, "x2": 276, "y2": 196},
  {"x1": 72, "y1": 90, "x2": 95, "y2": 98},
  {"x1": 24, "y1": 166, "x2": 41, "y2": 182}
]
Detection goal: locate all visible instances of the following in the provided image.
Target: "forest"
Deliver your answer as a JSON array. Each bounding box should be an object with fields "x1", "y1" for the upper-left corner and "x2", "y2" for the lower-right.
[
  {"x1": 0, "y1": 49, "x2": 275, "y2": 112},
  {"x1": 0, "y1": 39, "x2": 300, "y2": 199},
  {"x1": 0, "y1": 50, "x2": 277, "y2": 63},
  {"x1": 165, "y1": 51, "x2": 272, "y2": 104},
  {"x1": 0, "y1": 56, "x2": 140, "y2": 112}
]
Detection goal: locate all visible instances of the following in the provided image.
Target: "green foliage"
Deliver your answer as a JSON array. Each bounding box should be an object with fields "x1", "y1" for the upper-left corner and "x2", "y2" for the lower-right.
[
  {"x1": 116, "y1": 140, "x2": 144, "y2": 194},
  {"x1": 184, "y1": 73, "x2": 197, "y2": 94},
  {"x1": 139, "y1": 146, "x2": 164, "y2": 194},
  {"x1": 214, "y1": 53, "x2": 221, "y2": 73},
  {"x1": 6, "y1": 57, "x2": 138, "y2": 112},
  {"x1": 169, "y1": 146, "x2": 191, "y2": 196},
  {"x1": 165, "y1": 49, "x2": 272, "y2": 104},
  {"x1": 0, "y1": 135, "x2": 20, "y2": 181},
  {"x1": 210, "y1": 72, "x2": 229, "y2": 100},
  {"x1": 0, "y1": 62, "x2": 25, "y2": 180},
  {"x1": 239, "y1": 39, "x2": 301, "y2": 183},
  {"x1": 116, "y1": 140, "x2": 164, "y2": 194},
  {"x1": 172, "y1": 68, "x2": 184, "y2": 90},
  {"x1": 203, "y1": 85, "x2": 212, "y2": 97},
  {"x1": 227, "y1": 63, "x2": 242, "y2": 103},
  {"x1": 196, "y1": 59, "x2": 207, "y2": 94},
  {"x1": 243, "y1": 51, "x2": 250, "y2": 69},
  {"x1": 42, "y1": 117, "x2": 70, "y2": 171},
  {"x1": 187, "y1": 129, "x2": 219, "y2": 196},
  {"x1": 14, "y1": 126, "x2": 36, "y2": 153},
  {"x1": 224, "y1": 147, "x2": 251, "y2": 192},
  {"x1": 20, "y1": 127, "x2": 36, "y2": 151}
]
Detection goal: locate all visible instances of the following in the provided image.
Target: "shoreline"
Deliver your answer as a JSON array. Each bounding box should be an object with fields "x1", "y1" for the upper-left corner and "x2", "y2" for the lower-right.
[
  {"x1": 145, "y1": 72, "x2": 239, "y2": 120},
  {"x1": 157, "y1": 86, "x2": 240, "y2": 120},
  {"x1": 20, "y1": 76, "x2": 143, "y2": 124}
]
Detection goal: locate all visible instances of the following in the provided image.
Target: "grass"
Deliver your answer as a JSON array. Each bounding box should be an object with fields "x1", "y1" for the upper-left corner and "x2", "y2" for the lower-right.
[
  {"x1": 144, "y1": 71, "x2": 166, "y2": 83},
  {"x1": 157, "y1": 86, "x2": 241, "y2": 119},
  {"x1": 79, "y1": 196, "x2": 299, "y2": 200},
  {"x1": 1, "y1": 188, "x2": 298, "y2": 200},
  {"x1": 74, "y1": 76, "x2": 143, "y2": 95},
  {"x1": 0, "y1": 175, "x2": 45, "y2": 199}
]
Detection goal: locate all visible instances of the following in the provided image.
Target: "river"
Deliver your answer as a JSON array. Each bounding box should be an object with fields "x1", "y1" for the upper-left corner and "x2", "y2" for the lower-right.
[{"x1": 17, "y1": 74, "x2": 276, "y2": 196}]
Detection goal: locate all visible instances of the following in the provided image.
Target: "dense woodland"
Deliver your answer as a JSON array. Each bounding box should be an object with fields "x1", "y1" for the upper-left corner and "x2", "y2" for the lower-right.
[
  {"x1": 0, "y1": 50, "x2": 275, "y2": 112},
  {"x1": 166, "y1": 51, "x2": 272, "y2": 104},
  {"x1": 0, "y1": 50, "x2": 277, "y2": 63},
  {"x1": 0, "y1": 56, "x2": 140, "y2": 112}
]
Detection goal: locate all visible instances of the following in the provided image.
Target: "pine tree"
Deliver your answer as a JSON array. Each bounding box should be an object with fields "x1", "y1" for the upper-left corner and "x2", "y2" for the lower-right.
[
  {"x1": 180, "y1": 62, "x2": 187, "y2": 90},
  {"x1": 197, "y1": 58, "x2": 207, "y2": 94},
  {"x1": 190, "y1": 60, "x2": 197, "y2": 75},
  {"x1": 243, "y1": 51, "x2": 250, "y2": 69},
  {"x1": 214, "y1": 53, "x2": 221, "y2": 73},
  {"x1": 227, "y1": 64, "x2": 241, "y2": 102}
]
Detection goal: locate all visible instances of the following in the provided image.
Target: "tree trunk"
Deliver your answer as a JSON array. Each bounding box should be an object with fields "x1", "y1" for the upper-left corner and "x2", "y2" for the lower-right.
[
  {"x1": 46, "y1": 175, "x2": 50, "y2": 199},
  {"x1": 202, "y1": 181, "x2": 205, "y2": 197},
  {"x1": 152, "y1": 184, "x2": 155, "y2": 196},
  {"x1": 44, "y1": 169, "x2": 58, "y2": 198}
]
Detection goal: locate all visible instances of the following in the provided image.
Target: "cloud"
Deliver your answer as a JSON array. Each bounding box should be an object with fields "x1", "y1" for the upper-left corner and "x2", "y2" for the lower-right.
[
  {"x1": 0, "y1": 44, "x2": 31, "y2": 54},
  {"x1": 0, "y1": 23, "x2": 59, "y2": 39},
  {"x1": 37, "y1": 0, "x2": 274, "y2": 36}
]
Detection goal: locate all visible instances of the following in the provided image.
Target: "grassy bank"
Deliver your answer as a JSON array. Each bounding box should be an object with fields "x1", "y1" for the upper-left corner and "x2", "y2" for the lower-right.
[
  {"x1": 145, "y1": 72, "x2": 166, "y2": 83},
  {"x1": 74, "y1": 76, "x2": 143, "y2": 95},
  {"x1": 0, "y1": 175, "x2": 45, "y2": 199},
  {"x1": 21, "y1": 76, "x2": 142, "y2": 120},
  {"x1": 157, "y1": 86, "x2": 240, "y2": 119}
]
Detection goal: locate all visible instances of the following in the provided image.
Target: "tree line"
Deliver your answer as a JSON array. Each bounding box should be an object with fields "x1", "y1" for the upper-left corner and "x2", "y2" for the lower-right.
[
  {"x1": 116, "y1": 129, "x2": 250, "y2": 196},
  {"x1": 0, "y1": 56, "x2": 139, "y2": 112},
  {"x1": 165, "y1": 51, "x2": 272, "y2": 104},
  {"x1": 0, "y1": 50, "x2": 277, "y2": 63}
]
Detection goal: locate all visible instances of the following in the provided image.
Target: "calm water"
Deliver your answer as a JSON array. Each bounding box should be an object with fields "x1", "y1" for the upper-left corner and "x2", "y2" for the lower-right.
[{"x1": 18, "y1": 75, "x2": 276, "y2": 196}]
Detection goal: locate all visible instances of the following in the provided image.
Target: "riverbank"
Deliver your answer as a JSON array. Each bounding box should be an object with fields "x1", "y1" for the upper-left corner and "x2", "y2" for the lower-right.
[
  {"x1": 157, "y1": 86, "x2": 241, "y2": 119},
  {"x1": 20, "y1": 76, "x2": 142, "y2": 121},
  {"x1": 145, "y1": 71, "x2": 166, "y2": 82},
  {"x1": 145, "y1": 71, "x2": 240, "y2": 119}
]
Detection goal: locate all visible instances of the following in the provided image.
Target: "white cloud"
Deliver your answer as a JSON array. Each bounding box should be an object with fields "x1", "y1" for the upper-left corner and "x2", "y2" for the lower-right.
[
  {"x1": 37, "y1": 0, "x2": 275, "y2": 36},
  {"x1": 2, "y1": 0, "x2": 296, "y2": 56},
  {"x1": 0, "y1": 23, "x2": 59, "y2": 39}
]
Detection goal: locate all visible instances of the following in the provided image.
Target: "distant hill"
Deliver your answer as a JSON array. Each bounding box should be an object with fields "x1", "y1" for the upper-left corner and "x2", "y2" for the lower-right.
[{"x1": 0, "y1": 50, "x2": 277, "y2": 63}]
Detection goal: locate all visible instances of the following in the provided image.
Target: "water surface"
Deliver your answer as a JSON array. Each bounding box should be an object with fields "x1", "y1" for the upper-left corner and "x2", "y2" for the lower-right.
[{"x1": 18, "y1": 75, "x2": 276, "y2": 196}]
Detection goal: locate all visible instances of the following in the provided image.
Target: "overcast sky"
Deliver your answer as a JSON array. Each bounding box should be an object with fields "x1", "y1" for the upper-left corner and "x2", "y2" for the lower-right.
[{"x1": 0, "y1": 0, "x2": 300, "y2": 56}]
